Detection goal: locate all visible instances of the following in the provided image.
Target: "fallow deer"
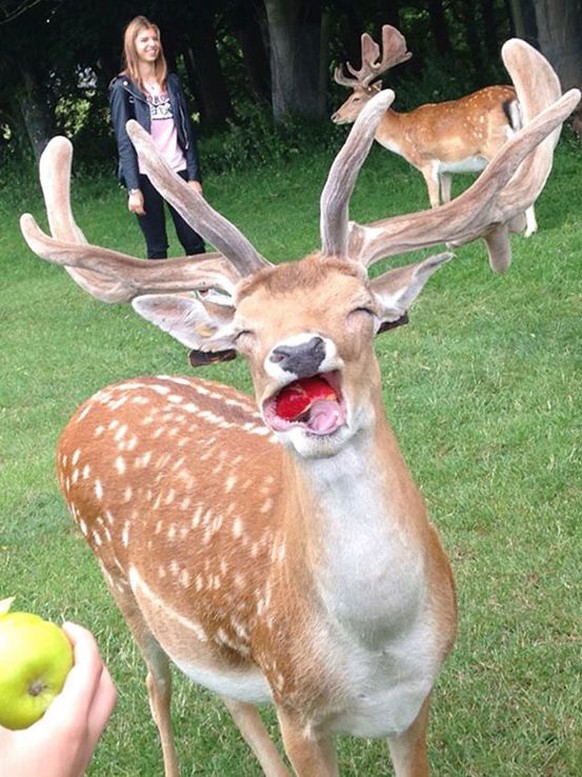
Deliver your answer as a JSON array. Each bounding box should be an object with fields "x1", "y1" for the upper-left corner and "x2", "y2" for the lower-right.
[
  {"x1": 332, "y1": 25, "x2": 540, "y2": 237},
  {"x1": 20, "y1": 39, "x2": 578, "y2": 777}
]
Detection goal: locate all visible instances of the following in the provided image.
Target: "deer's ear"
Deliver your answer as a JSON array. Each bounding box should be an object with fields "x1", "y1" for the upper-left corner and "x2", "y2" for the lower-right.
[
  {"x1": 132, "y1": 294, "x2": 238, "y2": 361},
  {"x1": 370, "y1": 252, "x2": 452, "y2": 332}
]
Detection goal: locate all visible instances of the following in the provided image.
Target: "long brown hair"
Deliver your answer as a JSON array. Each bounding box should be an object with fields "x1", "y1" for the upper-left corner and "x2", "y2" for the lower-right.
[{"x1": 121, "y1": 15, "x2": 168, "y2": 89}]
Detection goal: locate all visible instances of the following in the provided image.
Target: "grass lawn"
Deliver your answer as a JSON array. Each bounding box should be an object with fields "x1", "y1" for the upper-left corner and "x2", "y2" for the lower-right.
[{"x1": 1, "y1": 129, "x2": 580, "y2": 775}]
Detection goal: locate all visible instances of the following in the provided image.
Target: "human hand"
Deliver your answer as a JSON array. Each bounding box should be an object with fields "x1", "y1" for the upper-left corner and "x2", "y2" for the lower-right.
[
  {"x1": 187, "y1": 179, "x2": 203, "y2": 197},
  {"x1": 0, "y1": 622, "x2": 117, "y2": 777},
  {"x1": 127, "y1": 189, "x2": 145, "y2": 215}
]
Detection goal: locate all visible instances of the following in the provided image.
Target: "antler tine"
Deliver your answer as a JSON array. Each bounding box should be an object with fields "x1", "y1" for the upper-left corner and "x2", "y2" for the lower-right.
[
  {"x1": 126, "y1": 121, "x2": 270, "y2": 275},
  {"x1": 37, "y1": 135, "x2": 128, "y2": 299},
  {"x1": 333, "y1": 32, "x2": 380, "y2": 88},
  {"x1": 20, "y1": 214, "x2": 240, "y2": 301},
  {"x1": 321, "y1": 89, "x2": 396, "y2": 258},
  {"x1": 503, "y1": 38, "x2": 561, "y2": 126},
  {"x1": 333, "y1": 64, "x2": 355, "y2": 88},
  {"x1": 370, "y1": 25, "x2": 412, "y2": 75}
]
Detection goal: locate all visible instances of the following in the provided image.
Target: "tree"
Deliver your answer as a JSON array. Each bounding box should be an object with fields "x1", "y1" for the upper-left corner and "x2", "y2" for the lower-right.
[
  {"x1": 263, "y1": 0, "x2": 326, "y2": 121},
  {"x1": 532, "y1": 0, "x2": 582, "y2": 91},
  {"x1": 508, "y1": 0, "x2": 582, "y2": 91}
]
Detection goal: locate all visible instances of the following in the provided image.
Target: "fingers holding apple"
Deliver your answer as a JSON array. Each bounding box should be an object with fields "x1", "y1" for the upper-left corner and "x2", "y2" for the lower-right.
[
  {"x1": 0, "y1": 597, "x2": 74, "y2": 730},
  {"x1": 46, "y1": 621, "x2": 117, "y2": 736}
]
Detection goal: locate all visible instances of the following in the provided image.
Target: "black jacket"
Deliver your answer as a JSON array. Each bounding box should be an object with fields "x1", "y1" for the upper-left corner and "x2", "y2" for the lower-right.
[{"x1": 108, "y1": 73, "x2": 202, "y2": 192}]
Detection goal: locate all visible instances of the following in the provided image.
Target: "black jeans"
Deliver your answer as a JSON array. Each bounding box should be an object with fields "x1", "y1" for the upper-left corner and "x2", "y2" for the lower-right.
[{"x1": 136, "y1": 170, "x2": 206, "y2": 259}]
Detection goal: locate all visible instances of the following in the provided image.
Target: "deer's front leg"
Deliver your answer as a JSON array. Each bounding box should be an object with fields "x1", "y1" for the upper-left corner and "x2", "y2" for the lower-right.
[
  {"x1": 421, "y1": 167, "x2": 442, "y2": 208},
  {"x1": 221, "y1": 696, "x2": 291, "y2": 777},
  {"x1": 276, "y1": 710, "x2": 339, "y2": 777},
  {"x1": 386, "y1": 695, "x2": 431, "y2": 777}
]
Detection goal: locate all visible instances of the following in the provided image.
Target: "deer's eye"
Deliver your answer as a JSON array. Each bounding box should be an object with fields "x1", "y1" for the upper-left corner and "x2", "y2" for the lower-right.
[
  {"x1": 347, "y1": 306, "x2": 376, "y2": 329},
  {"x1": 234, "y1": 329, "x2": 253, "y2": 344},
  {"x1": 351, "y1": 306, "x2": 375, "y2": 317}
]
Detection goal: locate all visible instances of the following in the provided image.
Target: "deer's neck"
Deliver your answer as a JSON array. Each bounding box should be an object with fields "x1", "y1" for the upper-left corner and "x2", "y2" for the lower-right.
[
  {"x1": 375, "y1": 108, "x2": 414, "y2": 157},
  {"x1": 282, "y1": 413, "x2": 428, "y2": 644}
]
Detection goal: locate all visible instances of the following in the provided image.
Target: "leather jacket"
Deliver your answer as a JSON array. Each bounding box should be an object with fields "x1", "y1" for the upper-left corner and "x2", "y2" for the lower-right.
[{"x1": 108, "y1": 73, "x2": 202, "y2": 192}]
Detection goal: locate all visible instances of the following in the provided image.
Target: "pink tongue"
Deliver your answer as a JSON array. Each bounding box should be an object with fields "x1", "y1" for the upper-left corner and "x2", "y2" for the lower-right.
[{"x1": 306, "y1": 399, "x2": 343, "y2": 433}]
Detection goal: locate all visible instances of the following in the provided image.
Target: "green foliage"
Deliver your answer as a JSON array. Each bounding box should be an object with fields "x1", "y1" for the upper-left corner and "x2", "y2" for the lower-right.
[
  {"x1": 1, "y1": 138, "x2": 581, "y2": 775},
  {"x1": 199, "y1": 100, "x2": 344, "y2": 175},
  {"x1": 392, "y1": 50, "x2": 507, "y2": 110}
]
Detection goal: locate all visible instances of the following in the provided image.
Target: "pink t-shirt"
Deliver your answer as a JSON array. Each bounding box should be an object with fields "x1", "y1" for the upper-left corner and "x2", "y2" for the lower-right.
[{"x1": 140, "y1": 85, "x2": 187, "y2": 174}]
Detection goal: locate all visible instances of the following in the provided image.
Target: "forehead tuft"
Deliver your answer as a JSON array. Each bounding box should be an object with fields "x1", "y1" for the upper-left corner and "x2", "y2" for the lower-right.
[{"x1": 236, "y1": 254, "x2": 366, "y2": 303}]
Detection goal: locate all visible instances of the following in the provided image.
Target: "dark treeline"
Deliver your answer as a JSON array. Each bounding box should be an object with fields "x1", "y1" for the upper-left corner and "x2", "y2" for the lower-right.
[{"x1": 0, "y1": 0, "x2": 580, "y2": 169}]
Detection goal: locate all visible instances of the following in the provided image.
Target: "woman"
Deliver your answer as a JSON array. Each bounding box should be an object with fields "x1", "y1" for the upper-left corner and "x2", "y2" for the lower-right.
[{"x1": 109, "y1": 16, "x2": 205, "y2": 259}]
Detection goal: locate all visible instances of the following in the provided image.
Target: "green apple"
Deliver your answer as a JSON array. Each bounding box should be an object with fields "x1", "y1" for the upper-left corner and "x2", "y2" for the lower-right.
[{"x1": 0, "y1": 597, "x2": 74, "y2": 730}]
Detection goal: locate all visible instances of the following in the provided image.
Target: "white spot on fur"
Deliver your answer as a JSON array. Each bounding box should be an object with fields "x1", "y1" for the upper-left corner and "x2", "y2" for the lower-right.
[{"x1": 94, "y1": 479, "x2": 104, "y2": 500}]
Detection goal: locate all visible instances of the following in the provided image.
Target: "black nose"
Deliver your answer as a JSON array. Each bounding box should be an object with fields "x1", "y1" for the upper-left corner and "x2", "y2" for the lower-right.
[{"x1": 269, "y1": 336, "x2": 326, "y2": 377}]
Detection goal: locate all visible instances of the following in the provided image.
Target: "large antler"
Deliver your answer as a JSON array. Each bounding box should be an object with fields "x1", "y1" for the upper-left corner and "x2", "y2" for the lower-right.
[
  {"x1": 333, "y1": 25, "x2": 412, "y2": 89},
  {"x1": 322, "y1": 38, "x2": 580, "y2": 272},
  {"x1": 20, "y1": 132, "x2": 270, "y2": 303}
]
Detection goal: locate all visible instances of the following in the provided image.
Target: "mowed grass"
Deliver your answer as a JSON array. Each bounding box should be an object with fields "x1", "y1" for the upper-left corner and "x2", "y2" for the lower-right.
[{"x1": 0, "y1": 131, "x2": 580, "y2": 776}]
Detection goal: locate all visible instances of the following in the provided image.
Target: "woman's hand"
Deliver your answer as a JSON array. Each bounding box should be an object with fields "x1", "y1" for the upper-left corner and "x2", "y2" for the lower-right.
[
  {"x1": 127, "y1": 189, "x2": 145, "y2": 215},
  {"x1": 187, "y1": 179, "x2": 203, "y2": 197},
  {"x1": 0, "y1": 622, "x2": 117, "y2": 777}
]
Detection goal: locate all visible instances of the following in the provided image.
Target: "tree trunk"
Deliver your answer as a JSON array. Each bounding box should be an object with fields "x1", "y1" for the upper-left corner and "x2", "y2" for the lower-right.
[
  {"x1": 263, "y1": 0, "x2": 324, "y2": 122},
  {"x1": 508, "y1": 0, "x2": 538, "y2": 42},
  {"x1": 187, "y1": 5, "x2": 233, "y2": 127},
  {"x1": 533, "y1": 0, "x2": 582, "y2": 91},
  {"x1": 230, "y1": 0, "x2": 271, "y2": 103},
  {"x1": 480, "y1": 0, "x2": 507, "y2": 59},
  {"x1": 427, "y1": 0, "x2": 452, "y2": 54},
  {"x1": 17, "y1": 65, "x2": 53, "y2": 161},
  {"x1": 458, "y1": 0, "x2": 486, "y2": 82}
]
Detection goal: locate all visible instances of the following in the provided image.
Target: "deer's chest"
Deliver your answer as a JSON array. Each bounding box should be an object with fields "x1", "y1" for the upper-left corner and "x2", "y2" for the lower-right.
[{"x1": 322, "y1": 612, "x2": 438, "y2": 737}]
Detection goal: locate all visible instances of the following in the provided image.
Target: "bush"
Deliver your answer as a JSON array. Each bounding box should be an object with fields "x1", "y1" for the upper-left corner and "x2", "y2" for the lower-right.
[{"x1": 199, "y1": 101, "x2": 344, "y2": 176}]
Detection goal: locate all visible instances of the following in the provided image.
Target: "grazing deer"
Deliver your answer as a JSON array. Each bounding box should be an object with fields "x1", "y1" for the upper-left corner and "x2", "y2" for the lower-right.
[
  {"x1": 20, "y1": 38, "x2": 578, "y2": 777},
  {"x1": 332, "y1": 25, "x2": 540, "y2": 237}
]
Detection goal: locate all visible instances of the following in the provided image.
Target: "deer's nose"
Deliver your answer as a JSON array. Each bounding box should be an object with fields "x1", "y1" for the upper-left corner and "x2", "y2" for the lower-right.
[{"x1": 269, "y1": 336, "x2": 326, "y2": 377}]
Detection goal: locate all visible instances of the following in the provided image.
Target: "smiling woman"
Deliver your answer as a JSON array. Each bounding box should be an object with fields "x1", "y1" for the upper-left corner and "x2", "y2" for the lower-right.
[{"x1": 108, "y1": 15, "x2": 206, "y2": 260}]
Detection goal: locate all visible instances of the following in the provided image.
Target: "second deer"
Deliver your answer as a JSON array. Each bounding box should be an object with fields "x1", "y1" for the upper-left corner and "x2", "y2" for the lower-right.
[{"x1": 332, "y1": 25, "x2": 540, "y2": 237}]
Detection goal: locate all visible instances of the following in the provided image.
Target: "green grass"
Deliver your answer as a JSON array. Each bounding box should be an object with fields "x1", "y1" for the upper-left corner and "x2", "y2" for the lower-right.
[{"x1": 1, "y1": 132, "x2": 581, "y2": 776}]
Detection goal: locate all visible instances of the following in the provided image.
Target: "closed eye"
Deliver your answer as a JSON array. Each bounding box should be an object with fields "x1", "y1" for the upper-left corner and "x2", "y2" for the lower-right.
[
  {"x1": 234, "y1": 329, "x2": 253, "y2": 343},
  {"x1": 351, "y1": 306, "x2": 375, "y2": 317}
]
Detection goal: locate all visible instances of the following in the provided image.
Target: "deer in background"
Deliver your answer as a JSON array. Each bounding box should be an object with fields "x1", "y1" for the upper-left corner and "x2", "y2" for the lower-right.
[
  {"x1": 332, "y1": 25, "x2": 540, "y2": 238},
  {"x1": 20, "y1": 37, "x2": 578, "y2": 777}
]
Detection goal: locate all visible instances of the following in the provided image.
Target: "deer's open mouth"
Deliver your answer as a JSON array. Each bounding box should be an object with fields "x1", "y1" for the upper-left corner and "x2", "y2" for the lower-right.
[{"x1": 263, "y1": 373, "x2": 346, "y2": 436}]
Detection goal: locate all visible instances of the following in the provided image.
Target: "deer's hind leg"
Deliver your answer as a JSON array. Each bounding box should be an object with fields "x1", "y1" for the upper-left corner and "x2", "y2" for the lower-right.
[{"x1": 524, "y1": 204, "x2": 538, "y2": 236}]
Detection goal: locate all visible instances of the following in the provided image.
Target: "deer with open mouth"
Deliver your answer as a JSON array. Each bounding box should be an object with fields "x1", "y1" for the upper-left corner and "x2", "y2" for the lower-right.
[{"x1": 20, "y1": 37, "x2": 579, "y2": 777}]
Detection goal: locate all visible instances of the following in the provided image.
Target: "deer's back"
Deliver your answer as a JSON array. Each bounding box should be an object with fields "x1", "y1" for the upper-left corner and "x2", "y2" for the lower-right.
[{"x1": 381, "y1": 84, "x2": 518, "y2": 163}]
